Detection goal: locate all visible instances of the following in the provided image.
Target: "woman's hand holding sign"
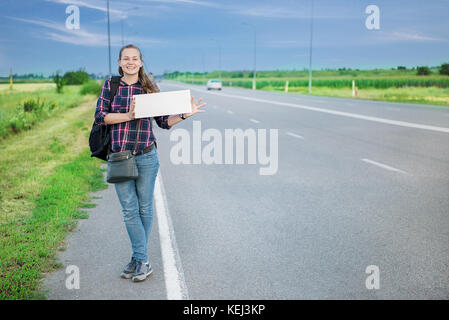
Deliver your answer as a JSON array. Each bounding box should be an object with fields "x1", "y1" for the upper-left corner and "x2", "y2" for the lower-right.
[
  {"x1": 126, "y1": 94, "x2": 206, "y2": 127},
  {"x1": 127, "y1": 97, "x2": 136, "y2": 120},
  {"x1": 183, "y1": 96, "x2": 207, "y2": 119}
]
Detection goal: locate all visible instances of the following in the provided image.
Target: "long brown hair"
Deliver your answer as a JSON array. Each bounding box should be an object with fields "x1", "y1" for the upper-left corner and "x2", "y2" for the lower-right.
[{"x1": 118, "y1": 44, "x2": 159, "y2": 94}]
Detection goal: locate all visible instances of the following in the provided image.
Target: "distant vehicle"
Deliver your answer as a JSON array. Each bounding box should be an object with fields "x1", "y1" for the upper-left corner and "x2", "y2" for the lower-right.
[{"x1": 207, "y1": 79, "x2": 222, "y2": 90}]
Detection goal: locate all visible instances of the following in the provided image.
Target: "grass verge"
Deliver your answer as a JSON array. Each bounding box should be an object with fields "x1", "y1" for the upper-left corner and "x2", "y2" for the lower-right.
[
  {"x1": 0, "y1": 85, "x2": 94, "y2": 139},
  {"x1": 172, "y1": 79, "x2": 449, "y2": 106},
  {"x1": 264, "y1": 85, "x2": 449, "y2": 106},
  {"x1": 0, "y1": 149, "x2": 107, "y2": 299},
  {"x1": 0, "y1": 98, "x2": 108, "y2": 299}
]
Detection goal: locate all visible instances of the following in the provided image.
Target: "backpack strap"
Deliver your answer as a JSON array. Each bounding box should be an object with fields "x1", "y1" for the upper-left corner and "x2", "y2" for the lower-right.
[
  {"x1": 105, "y1": 76, "x2": 122, "y2": 156},
  {"x1": 109, "y1": 76, "x2": 121, "y2": 102}
]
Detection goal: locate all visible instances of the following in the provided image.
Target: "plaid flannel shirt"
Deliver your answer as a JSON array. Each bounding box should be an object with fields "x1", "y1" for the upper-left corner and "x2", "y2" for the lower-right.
[{"x1": 94, "y1": 77, "x2": 171, "y2": 153}]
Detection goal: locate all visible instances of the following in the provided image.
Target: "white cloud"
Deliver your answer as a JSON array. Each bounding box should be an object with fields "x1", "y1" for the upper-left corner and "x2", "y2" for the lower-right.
[
  {"x1": 230, "y1": 2, "x2": 356, "y2": 20},
  {"x1": 232, "y1": 6, "x2": 309, "y2": 19},
  {"x1": 45, "y1": 0, "x2": 220, "y2": 19},
  {"x1": 5, "y1": 16, "x2": 167, "y2": 47},
  {"x1": 361, "y1": 30, "x2": 449, "y2": 45},
  {"x1": 45, "y1": 0, "x2": 126, "y2": 16},
  {"x1": 261, "y1": 40, "x2": 308, "y2": 48},
  {"x1": 387, "y1": 31, "x2": 446, "y2": 42},
  {"x1": 144, "y1": 0, "x2": 220, "y2": 7}
]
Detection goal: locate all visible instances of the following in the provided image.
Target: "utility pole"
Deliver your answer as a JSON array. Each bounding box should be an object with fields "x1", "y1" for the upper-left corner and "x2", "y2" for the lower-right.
[
  {"x1": 308, "y1": 0, "x2": 314, "y2": 94},
  {"x1": 210, "y1": 38, "x2": 222, "y2": 80},
  {"x1": 202, "y1": 53, "x2": 206, "y2": 84},
  {"x1": 107, "y1": 0, "x2": 112, "y2": 77},
  {"x1": 218, "y1": 44, "x2": 222, "y2": 80},
  {"x1": 10, "y1": 67, "x2": 13, "y2": 90},
  {"x1": 121, "y1": 18, "x2": 124, "y2": 47},
  {"x1": 120, "y1": 7, "x2": 139, "y2": 46},
  {"x1": 252, "y1": 27, "x2": 256, "y2": 90},
  {"x1": 242, "y1": 22, "x2": 257, "y2": 90}
]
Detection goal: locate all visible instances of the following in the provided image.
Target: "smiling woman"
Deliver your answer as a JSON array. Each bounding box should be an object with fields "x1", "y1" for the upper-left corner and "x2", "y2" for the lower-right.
[
  {"x1": 118, "y1": 45, "x2": 160, "y2": 95},
  {"x1": 94, "y1": 44, "x2": 206, "y2": 283}
]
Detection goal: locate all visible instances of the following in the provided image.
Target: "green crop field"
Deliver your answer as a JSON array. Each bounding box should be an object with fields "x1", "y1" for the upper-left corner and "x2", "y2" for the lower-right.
[
  {"x1": 166, "y1": 67, "x2": 449, "y2": 106},
  {"x1": 0, "y1": 83, "x2": 56, "y2": 92}
]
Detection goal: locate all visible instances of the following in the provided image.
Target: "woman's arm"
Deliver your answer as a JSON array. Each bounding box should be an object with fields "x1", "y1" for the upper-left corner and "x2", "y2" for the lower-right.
[
  {"x1": 104, "y1": 112, "x2": 133, "y2": 125},
  {"x1": 164, "y1": 96, "x2": 207, "y2": 128},
  {"x1": 104, "y1": 97, "x2": 137, "y2": 124},
  {"x1": 167, "y1": 114, "x2": 184, "y2": 127},
  {"x1": 95, "y1": 77, "x2": 135, "y2": 126},
  {"x1": 125, "y1": 96, "x2": 207, "y2": 128}
]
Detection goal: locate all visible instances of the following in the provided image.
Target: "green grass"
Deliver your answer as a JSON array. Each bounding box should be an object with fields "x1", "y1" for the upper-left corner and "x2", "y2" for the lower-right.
[
  {"x1": 0, "y1": 149, "x2": 107, "y2": 299},
  {"x1": 0, "y1": 85, "x2": 95, "y2": 139},
  {"x1": 0, "y1": 83, "x2": 56, "y2": 92},
  {"x1": 171, "y1": 78, "x2": 449, "y2": 106},
  {"x1": 179, "y1": 77, "x2": 449, "y2": 89},
  {"x1": 79, "y1": 80, "x2": 102, "y2": 96},
  {"x1": 0, "y1": 94, "x2": 108, "y2": 299},
  {"x1": 165, "y1": 66, "x2": 448, "y2": 80},
  {"x1": 0, "y1": 79, "x2": 54, "y2": 84},
  {"x1": 0, "y1": 98, "x2": 102, "y2": 224},
  {"x1": 263, "y1": 85, "x2": 449, "y2": 106},
  {"x1": 170, "y1": 66, "x2": 449, "y2": 106}
]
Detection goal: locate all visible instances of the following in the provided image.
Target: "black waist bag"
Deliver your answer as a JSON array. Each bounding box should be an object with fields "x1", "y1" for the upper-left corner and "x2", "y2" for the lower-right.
[
  {"x1": 106, "y1": 150, "x2": 138, "y2": 183},
  {"x1": 106, "y1": 119, "x2": 141, "y2": 184}
]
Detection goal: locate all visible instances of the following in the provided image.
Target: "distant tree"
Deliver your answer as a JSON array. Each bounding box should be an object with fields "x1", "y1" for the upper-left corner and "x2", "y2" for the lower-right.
[
  {"x1": 397, "y1": 66, "x2": 407, "y2": 70},
  {"x1": 62, "y1": 69, "x2": 90, "y2": 84},
  {"x1": 53, "y1": 71, "x2": 66, "y2": 93},
  {"x1": 416, "y1": 66, "x2": 431, "y2": 76},
  {"x1": 439, "y1": 63, "x2": 449, "y2": 76}
]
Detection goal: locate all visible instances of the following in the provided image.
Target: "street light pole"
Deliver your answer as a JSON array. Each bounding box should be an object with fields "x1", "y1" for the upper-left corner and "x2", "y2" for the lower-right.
[
  {"x1": 253, "y1": 28, "x2": 256, "y2": 90},
  {"x1": 202, "y1": 53, "x2": 206, "y2": 84},
  {"x1": 242, "y1": 22, "x2": 257, "y2": 90},
  {"x1": 107, "y1": 0, "x2": 112, "y2": 77},
  {"x1": 218, "y1": 44, "x2": 222, "y2": 80},
  {"x1": 308, "y1": 0, "x2": 314, "y2": 94},
  {"x1": 120, "y1": 7, "x2": 139, "y2": 46},
  {"x1": 121, "y1": 18, "x2": 124, "y2": 47},
  {"x1": 210, "y1": 38, "x2": 221, "y2": 80}
]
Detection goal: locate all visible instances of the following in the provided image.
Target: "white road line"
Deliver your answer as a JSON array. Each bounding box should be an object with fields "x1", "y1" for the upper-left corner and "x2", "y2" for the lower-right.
[
  {"x1": 361, "y1": 158, "x2": 408, "y2": 174},
  {"x1": 184, "y1": 88, "x2": 449, "y2": 134},
  {"x1": 249, "y1": 118, "x2": 260, "y2": 124},
  {"x1": 286, "y1": 132, "x2": 304, "y2": 139},
  {"x1": 227, "y1": 110, "x2": 234, "y2": 114},
  {"x1": 154, "y1": 172, "x2": 189, "y2": 300}
]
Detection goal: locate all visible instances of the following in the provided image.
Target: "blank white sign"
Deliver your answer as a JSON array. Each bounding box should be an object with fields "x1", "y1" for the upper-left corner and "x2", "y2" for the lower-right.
[{"x1": 133, "y1": 89, "x2": 192, "y2": 118}]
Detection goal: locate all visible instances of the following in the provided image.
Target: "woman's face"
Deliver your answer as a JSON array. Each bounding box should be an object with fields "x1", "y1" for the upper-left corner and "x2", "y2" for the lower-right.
[{"x1": 119, "y1": 48, "x2": 142, "y2": 76}]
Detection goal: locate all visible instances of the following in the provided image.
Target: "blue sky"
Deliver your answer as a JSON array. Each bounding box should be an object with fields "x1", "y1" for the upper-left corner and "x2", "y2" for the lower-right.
[{"x1": 1, "y1": 0, "x2": 448, "y2": 76}]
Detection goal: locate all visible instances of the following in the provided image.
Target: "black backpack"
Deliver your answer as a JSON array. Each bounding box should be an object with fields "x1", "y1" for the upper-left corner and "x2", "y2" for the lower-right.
[{"x1": 89, "y1": 76, "x2": 121, "y2": 161}]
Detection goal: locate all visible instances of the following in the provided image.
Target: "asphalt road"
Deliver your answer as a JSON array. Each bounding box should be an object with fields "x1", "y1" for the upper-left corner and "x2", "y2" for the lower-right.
[{"x1": 43, "y1": 81, "x2": 449, "y2": 299}]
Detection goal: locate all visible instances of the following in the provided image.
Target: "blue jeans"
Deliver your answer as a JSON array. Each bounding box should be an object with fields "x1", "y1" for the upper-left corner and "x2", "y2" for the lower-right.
[{"x1": 114, "y1": 146, "x2": 159, "y2": 263}]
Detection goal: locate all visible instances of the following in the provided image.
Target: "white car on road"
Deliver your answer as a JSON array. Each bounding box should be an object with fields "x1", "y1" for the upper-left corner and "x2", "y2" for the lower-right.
[{"x1": 207, "y1": 79, "x2": 222, "y2": 90}]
